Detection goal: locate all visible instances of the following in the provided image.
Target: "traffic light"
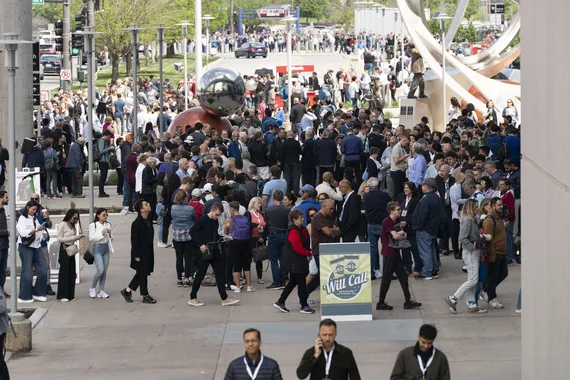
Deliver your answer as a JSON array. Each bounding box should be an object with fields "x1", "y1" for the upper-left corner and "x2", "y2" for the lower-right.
[
  {"x1": 55, "y1": 20, "x2": 63, "y2": 36},
  {"x1": 72, "y1": 33, "x2": 84, "y2": 51}
]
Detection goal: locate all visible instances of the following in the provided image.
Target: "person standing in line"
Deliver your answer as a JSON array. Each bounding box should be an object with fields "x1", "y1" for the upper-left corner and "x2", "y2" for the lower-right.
[
  {"x1": 445, "y1": 199, "x2": 489, "y2": 314},
  {"x1": 0, "y1": 284, "x2": 10, "y2": 379},
  {"x1": 224, "y1": 328, "x2": 283, "y2": 380},
  {"x1": 96, "y1": 130, "x2": 114, "y2": 198},
  {"x1": 390, "y1": 135, "x2": 410, "y2": 199},
  {"x1": 88, "y1": 208, "x2": 112, "y2": 299},
  {"x1": 56, "y1": 208, "x2": 83, "y2": 302},
  {"x1": 363, "y1": 177, "x2": 391, "y2": 280},
  {"x1": 390, "y1": 324, "x2": 451, "y2": 380},
  {"x1": 248, "y1": 197, "x2": 266, "y2": 285},
  {"x1": 273, "y1": 209, "x2": 314, "y2": 314},
  {"x1": 125, "y1": 144, "x2": 140, "y2": 212},
  {"x1": 188, "y1": 202, "x2": 240, "y2": 307},
  {"x1": 296, "y1": 319, "x2": 361, "y2": 380},
  {"x1": 171, "y1": 191, "x2": 197, "y2": 287},
  {"x1": 376, "y1": 202, "x2": 422, "y2": 311},
  {"x1": 265, "y1": 190, "x2": 290, "y2": 291},
  {"x1": 338, "y1": 180, "x2": 361, "y2": 242},
  {"x1": 120, "y1": 200, "x2": 157, "y2": 304},
  {"x1": 66, "y1": 137, "x2": 86, "y2": 198}
]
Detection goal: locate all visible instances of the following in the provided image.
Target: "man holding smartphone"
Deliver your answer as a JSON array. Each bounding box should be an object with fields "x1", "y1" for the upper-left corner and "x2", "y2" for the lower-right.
[{"x1": 296, "y1": 319, "x2": 361, "y2": 380}]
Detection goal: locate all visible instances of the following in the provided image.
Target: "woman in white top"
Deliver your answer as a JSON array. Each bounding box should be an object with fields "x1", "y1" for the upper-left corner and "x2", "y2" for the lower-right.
[
  {"x1": 135, "y1": 153, "x2": 148, "y2": 197},
  {"x1": 248, "y1": 197, "x2": 266, "y2": 285},
  {"x1": 16, "y1": 201, "x2": 49, "y2": 303},
  {"x1": 56, "y1": 209, "x2": 84, "y2": 302},
  {"x1": 89, "y1": 208, "x2": 112, "y2": 299}
]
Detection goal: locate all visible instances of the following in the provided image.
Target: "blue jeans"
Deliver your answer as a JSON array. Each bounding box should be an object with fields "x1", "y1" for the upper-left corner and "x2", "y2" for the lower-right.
[
  {"x1": 506, "y1": 222, "x2": 515, "y2": 261},
  {"x1": 416, "y1": 230, "x2": 439, "y2": 277},
  {"x1": 367, "y1": 224, "x2": 381, "y2": 272},
  {"x1": 125, "y1": 113, "x2": 131, "y2": 133},
  {"x1": 122, "y1": 167, "x2": 128, "y2": 205},
  {"x1": 18, "y1": 244, "x2": 47, "y2": 300},
  {"x1": 0, "y1": 248, "x2": 7, "y2": 288},
  {"x1": 156, "y1": 203, "x2": 164, "y2": 239},
  {"x1": 91, "y1": 243, "x2": 110, "y2": 291},
  {"x1": 268, "y1": 233, "x2": 286, "y2": 286}
]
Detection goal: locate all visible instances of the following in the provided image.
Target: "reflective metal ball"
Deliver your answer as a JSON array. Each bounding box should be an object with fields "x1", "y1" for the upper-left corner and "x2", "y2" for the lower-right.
[
  {"x1": 196, "y1": 67, "x2": 246, "y2": 117},
  {"x1": 245, "y1": 79, "x2": 258, "y2": 92}
]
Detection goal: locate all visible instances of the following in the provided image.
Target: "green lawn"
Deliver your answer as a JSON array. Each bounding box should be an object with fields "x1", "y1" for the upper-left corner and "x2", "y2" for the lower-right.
[{"x1": 70, "y1": 54, "x2": 218, "y2": 91}]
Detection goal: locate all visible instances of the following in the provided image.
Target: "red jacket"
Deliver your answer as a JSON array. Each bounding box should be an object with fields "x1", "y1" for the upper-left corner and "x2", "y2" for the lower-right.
[
  {"x1": 188, "y1": 200, "x2": 204, "y2": 219},
  {"x1": 501, "y1": 189, "x2": 515, "y2": 222}
]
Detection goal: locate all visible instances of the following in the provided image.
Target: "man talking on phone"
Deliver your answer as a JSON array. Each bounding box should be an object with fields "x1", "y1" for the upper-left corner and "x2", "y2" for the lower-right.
[{"x1": 296, "y1": 319, "x2": 361, "y2": 380}]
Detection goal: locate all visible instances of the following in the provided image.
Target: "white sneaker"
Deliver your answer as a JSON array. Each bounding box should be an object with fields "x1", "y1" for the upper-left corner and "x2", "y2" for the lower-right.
[
  {"x1": 479, "y1": 291, "x2": 489, "y2": 304},
  {"x1": 374, "y1": 270, "x2": 382, "y2": 279},
  {"x1": 59, "y1": 298, "x2": 69, "y2": 303},
  {"x1": 230, "y1": 284, "x2": 242, "y2": 291},
  {"x1": 489, "y1": 298, "x2": 504, "y2": 309},
  {"x1": 157, "y1": 241, "x2": 169, "y2": 248},
  {"x1": 33, "y1": 295, "x2": 47, "y2": 302},
  {"x1": 97, "y1": 290, "x2": 110, "y2": 299},
  {"x1": 89, "y1": 288, "x2": 97, "y2": 298},
  {"x1": 515, "y1": 309, "x2": 522, "y2": 314},
  {"x1": 221, "y1": 297, "x2": 240, "y2": 306},
  {"x1": 188, "y1": 298, "x2": 204, "y2": 307},
  {"x1": 17, "y1": 298, "x2": 33, "y2": 303},
  {"x1": 247, "y1": 286, "x2": 255, "y2": 292},
  {"x1": 234, "y1": 288, "x2": 242, "y2": 294}
]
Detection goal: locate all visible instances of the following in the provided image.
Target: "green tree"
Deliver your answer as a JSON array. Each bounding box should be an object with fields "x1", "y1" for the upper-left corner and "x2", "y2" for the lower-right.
[
  {"x1": 454, "y1": 23, "x2": 478, "y2": 43},
  {"x1": 32, "y1": 3, "x2": 62, "y2": 23}
]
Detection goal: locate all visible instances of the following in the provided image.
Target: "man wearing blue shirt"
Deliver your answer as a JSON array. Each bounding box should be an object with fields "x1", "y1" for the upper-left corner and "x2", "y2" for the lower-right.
[
  {"x1": 296, "y1": 186, "x2": 321, "y2": 226},
  {"x1": 409, "y1": 143, "x2": 427, "y2": 187},
  {"x1": 113, "y1": 93, "x2": 126, "y2": 135},
  {"x1": 261, "y1": 166, "x2": 287, "y2": 211},
  {"x1": 341, "y1": 128, "x2": 364, "y2": 181}
]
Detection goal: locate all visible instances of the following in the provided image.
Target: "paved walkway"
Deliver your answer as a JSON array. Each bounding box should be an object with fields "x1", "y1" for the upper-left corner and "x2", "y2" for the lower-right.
[{"x1": 5, "y1": 210, "x2": 521, "y2": 380}]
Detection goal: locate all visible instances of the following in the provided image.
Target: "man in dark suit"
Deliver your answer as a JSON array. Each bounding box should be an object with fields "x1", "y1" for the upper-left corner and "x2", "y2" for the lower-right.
[
  {"x1": 368, "y1": 125, "x2": 387, "y2": 155},
  {"x1": 316, "y1": 129, "x2": 337, "y2": 181},
  {"x1": 301, "y1": 128, "x2": 318, "y2": 188},
  {"x1": 338, "y1": 179, "x2": 361, "y2": 242},
  {"x1": 435, "y1": 164, "x2": 454, "y2": 255},
  {"x1": 227, "y1": 131, "x2": 242, "y2": 160}
]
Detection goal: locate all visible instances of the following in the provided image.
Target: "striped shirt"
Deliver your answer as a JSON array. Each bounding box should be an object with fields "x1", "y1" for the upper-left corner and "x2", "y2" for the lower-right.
[{"x1": 224, "y1": 353, "x2": 283, "y2": 380}]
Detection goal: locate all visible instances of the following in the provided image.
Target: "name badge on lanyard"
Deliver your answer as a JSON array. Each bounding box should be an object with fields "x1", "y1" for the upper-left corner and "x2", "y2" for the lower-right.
[
  {"x1": 322, "y1": 346, "x2": 334, "y2": 380},
  {"x1": 417, "y1": 349, "x2": 435, "y2": 380},
  {"x1": 244, "y1": 355, "x2": 264, "y2": 380}
]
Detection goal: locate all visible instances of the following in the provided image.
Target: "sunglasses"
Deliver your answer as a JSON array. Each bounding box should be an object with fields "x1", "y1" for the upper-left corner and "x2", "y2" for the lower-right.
[
  {"x1": 31, "y1": 198, "x2": 39, "y2": 201},
  {"x1": 318, "y1": 198, "x2": 326, "y2": 201}
]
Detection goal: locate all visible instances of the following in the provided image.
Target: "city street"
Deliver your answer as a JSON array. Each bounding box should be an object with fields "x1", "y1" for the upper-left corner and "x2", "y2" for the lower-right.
[{"x1": 5, "y1": 194, "x2": 521, "y2": 380}]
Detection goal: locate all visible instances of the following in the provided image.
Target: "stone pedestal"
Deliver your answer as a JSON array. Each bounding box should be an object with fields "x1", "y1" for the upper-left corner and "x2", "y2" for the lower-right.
[{"x1": 5, "y1": 318, "x2": 32, "y2": 352}]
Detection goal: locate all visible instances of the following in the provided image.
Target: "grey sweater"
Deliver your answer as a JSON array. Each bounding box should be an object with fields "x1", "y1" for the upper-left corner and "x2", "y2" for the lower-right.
[{"x1": 458, "y1": 216, "x2": 480, "y2": 251}]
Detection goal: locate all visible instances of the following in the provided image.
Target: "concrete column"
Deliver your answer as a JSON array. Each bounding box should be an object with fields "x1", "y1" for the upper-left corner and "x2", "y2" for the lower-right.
[
  {"x1": 522, "y1": 1, "x2": 569, "y2": 379},
  {"x1": 0, "y1": 0, "x2": 32, "y2": 166}
]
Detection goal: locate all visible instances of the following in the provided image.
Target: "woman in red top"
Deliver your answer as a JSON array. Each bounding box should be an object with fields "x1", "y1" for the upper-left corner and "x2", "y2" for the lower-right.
[
  {"x1": 248, "y1": 197, "x2": 266, "y2": 285},
  {"x1": 273, "y1": 209, "x2": 314, "y2": 314}
]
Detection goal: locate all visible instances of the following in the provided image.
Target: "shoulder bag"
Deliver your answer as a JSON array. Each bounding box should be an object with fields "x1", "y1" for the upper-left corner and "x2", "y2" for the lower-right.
[{"x1": 20, "y1": 218, "x2": 36, "y2": 247}]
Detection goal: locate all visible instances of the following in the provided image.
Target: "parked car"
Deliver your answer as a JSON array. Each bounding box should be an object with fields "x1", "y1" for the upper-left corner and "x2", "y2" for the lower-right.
[
  {"x1": 235, "y1": 42, "x2": 268, "y2": 59},
  {"x1": 40, "y1": 55, "x2": 61, "y2": 75}
]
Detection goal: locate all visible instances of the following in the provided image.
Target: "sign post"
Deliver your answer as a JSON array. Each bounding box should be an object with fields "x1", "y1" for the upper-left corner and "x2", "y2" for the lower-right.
[
  {"x1": 33, "y1": 41, "x2": 41, "y2": 130},
  {"x1": 319, "y1": 243, "x2": 373, "y2": 321}
]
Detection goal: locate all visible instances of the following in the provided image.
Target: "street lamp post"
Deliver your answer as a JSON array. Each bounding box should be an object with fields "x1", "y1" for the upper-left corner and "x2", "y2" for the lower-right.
[
  {"x1": 0, "y1": 34, "x2": 33, "y2": 319},
  {"x1": 203, "y1": 15, "x2": 214, "y2": 69},
  {"x1": 179, "y1": 21, "x2": 190, "y2": 110},
  {"x1": 123, "y1": 24, "x2": 143, "y2": 141},
  {"x1": 433, "y1": 12, "x2": 452, "y2": 127},
  {"x1": 157, "y1": 24, "x2": 165, "y2": 136},
  {"x1": 77, "y1": 30, "x2": 103, "y2": 220},
  {"x1": 282, "y1": 15, "x2": 296, "y2": 123},
  {"x1": 195, "y1": 0, "x2": 203, "y2": 84},
  {"x1": 394, "y1": 12, "x2": 398, "y2": 70}
]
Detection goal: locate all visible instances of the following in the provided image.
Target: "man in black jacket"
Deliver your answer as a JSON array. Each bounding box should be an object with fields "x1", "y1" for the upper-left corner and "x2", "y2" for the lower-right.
[
  {"x1": 363, "y1": 177, "x2": 391, "y2": 279},
  {"x1": 280, "y1": 130, "x2": 302, "y2": 194},
  {"x1": 367, "y1": 125, "x2": 386, "y2": 155},
  {"x1": 316, "y1": 130, "x2": 337, "y2": 181},
  {"x1": 435, "y1": 164, "x2": 454, "y2": 255},
  {"x1": 412, "y1": 178, "x2": 443, "y2": 280},
  {"x1": 338, "y1": 180, "x2": 361, "y2": 242},
  {"x1": 301, "y1": 129, "x2": 318, "y2": 188},
  {"x1": 297, "y1": 318, "x2": 361, "y2": 380}
]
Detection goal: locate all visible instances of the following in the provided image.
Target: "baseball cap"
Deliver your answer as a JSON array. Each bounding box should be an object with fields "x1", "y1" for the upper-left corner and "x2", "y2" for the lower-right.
[
  {"x1": 203, "y1": 183, "x2": 213, "y2": 194},
  {"x1": 421, "y1": 116, "x2": 429, "y2": 123},
  {"x1": 299, "y1": 184, "x2": 314, "y2": 192},
  {"x1": 191, "y1": 188, "x2": 203, "y2": 198}
]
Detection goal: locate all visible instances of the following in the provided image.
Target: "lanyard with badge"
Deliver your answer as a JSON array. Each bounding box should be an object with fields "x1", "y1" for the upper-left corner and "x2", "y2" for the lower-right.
[
  {"x1": 322, "y1": 346, "x2": 335, "y2": 380},
  {"x1": 244, "y1": 355, "x2": 264, "y2": 380},
  {"x1": 417, "y1": 349, "x2": 435, "y2": 380}
]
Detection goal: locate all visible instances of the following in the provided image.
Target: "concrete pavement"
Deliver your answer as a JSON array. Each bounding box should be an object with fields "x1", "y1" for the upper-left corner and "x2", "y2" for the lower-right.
[{"x1": 5, "y1": 200, "x2": 521, "y2": 380}]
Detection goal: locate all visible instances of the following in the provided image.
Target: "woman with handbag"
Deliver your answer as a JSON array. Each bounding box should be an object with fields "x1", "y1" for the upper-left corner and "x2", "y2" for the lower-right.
[
  {"x1": 43, "y1": 138, "x2": 61, "y2": 199},
  {"x1": 445, "y1": 199, "x2": 490, "y2": 314},
  {"x1": 188, "y1": 202, "x2": 239, "y2": 307},
  {"x1": 273, "y1": 209, "x2": 315, "y2": 314},
  {"x1": 120, "y1": 200, "x2": 157, "y2": 304},
  {"x1": 88, "y1": 208, "x2": 112, "y2": 299},
  {"x1": 141, "y1": 156, "x2": 158, "y2": 221},
  {"x1": 16, "y1": 201, "x2": 49, "y2": 303},
  {"x1": 56, "y1": 208, "x2": 84, "y2": 302},
  {"x1": 171, "y1": 191, "x2": 197, "y2": 287},
  {"x1": 248, "y1": 197, "x2": 266, "y2": 285}
]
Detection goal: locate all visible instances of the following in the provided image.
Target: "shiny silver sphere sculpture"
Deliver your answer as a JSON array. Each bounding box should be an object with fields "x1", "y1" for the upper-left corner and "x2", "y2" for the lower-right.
[{"x1": 196, "y1": 67, "x2": 246, "y2": 117}]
